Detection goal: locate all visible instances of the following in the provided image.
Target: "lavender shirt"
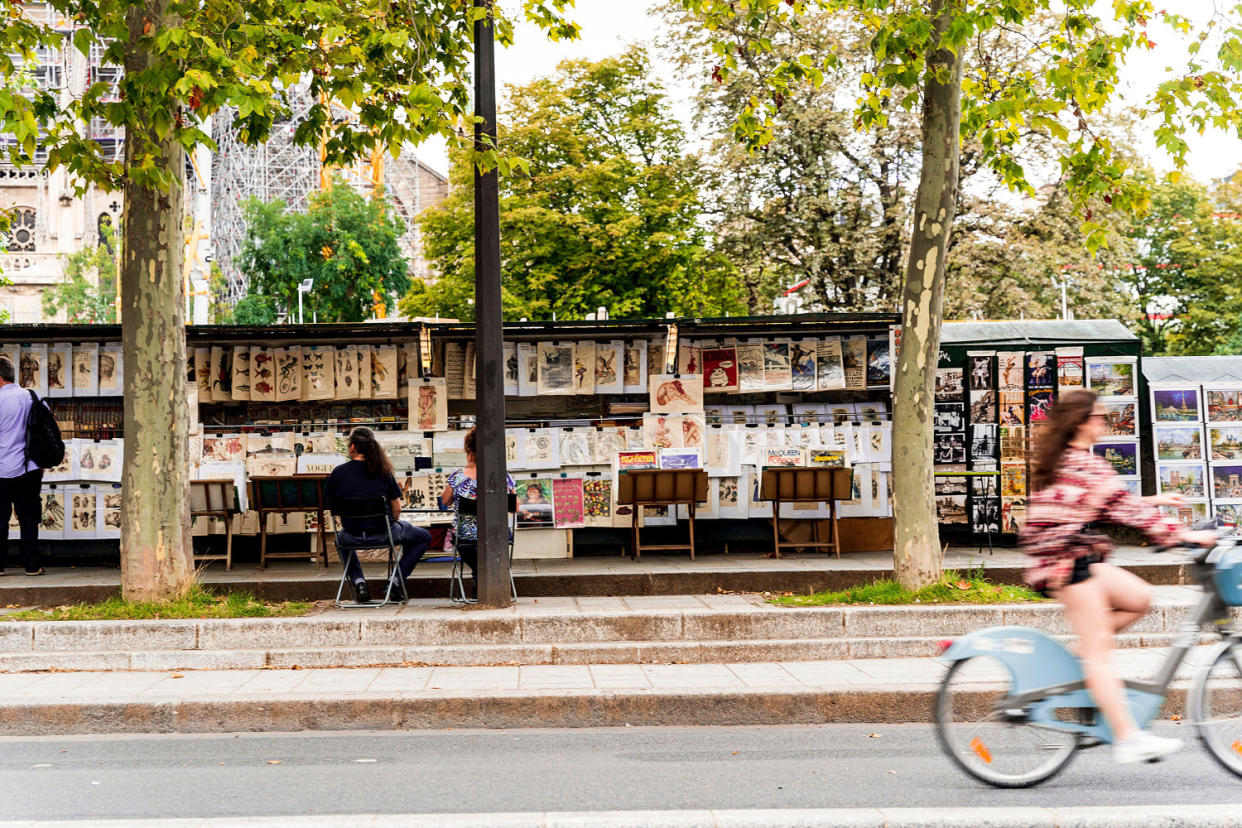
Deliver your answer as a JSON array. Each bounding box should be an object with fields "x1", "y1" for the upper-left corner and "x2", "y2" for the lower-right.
[{"x1": 0, "y1": 383, "x2": 38, "y2": 478}]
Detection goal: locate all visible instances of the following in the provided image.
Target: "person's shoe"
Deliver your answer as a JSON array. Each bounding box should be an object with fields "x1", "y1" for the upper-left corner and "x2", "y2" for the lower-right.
[
  {"x1": 24, "y1": 568, "x2": 44, "y2": 577},
  {"x1": 352, "y1": 579, "x2": 372, "y2": 604},
  {"x1": 1113, "y1": 731, "x2": 1182, "y2": 764}
]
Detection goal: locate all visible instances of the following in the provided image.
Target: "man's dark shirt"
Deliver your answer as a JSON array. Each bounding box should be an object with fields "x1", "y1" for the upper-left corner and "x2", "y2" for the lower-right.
[{"x1": 325, "y1": 460, "x2": 399, "y2": 535}]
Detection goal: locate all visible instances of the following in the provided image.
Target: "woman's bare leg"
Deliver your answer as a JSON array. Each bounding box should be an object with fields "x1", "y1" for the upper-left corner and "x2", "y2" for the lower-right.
[
  {"x1": 1088, "y1": 562, "x2": 1153, "y2": 634},
  {"x1": 1057, "y1": 576, "x2": 1138, "y2": 742}
]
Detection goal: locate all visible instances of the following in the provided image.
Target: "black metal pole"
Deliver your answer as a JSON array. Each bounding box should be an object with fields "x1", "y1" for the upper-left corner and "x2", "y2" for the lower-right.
[{"x1": 473, "y1": 0, "x2": 510, "y2": 607}]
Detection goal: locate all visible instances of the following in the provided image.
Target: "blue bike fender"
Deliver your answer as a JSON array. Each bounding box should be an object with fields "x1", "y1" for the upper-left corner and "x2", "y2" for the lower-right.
[{"x1": 939, "y1": 626, "x2": 1083, "y2": 692}]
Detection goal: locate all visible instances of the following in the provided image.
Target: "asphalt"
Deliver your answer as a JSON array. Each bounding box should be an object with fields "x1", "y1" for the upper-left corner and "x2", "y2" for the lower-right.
[{"x1": 0, "y1": 725, "x2": 1239, "y2": 822}]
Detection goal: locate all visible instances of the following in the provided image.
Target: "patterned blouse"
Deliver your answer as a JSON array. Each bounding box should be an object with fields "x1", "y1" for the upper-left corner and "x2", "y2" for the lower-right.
[
  {"x1": 445, "y1": 469, "x2": 516, "y2": 541},
  {"x1": 1020, "y1": 447, "x2": 1185, "y2": 592}
]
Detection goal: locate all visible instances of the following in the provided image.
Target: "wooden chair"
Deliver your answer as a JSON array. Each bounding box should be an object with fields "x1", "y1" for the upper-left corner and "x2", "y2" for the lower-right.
[{"x1": 190, "y1": 480, "x2": 240, "y2": 571}]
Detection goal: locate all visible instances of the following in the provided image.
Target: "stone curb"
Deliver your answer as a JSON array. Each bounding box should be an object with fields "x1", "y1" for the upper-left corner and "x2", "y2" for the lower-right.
[
  {"x1": 1, "y1": 805, "x2": 1231, "y2": 827},
  {"x1": 0, "y1": 685, "x2": 1193, "y2": 736}
]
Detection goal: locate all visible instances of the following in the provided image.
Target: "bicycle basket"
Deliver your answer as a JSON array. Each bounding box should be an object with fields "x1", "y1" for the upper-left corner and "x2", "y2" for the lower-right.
[{"x1": 1213, "y1": 547, "x2": 1242, "y2": 606}]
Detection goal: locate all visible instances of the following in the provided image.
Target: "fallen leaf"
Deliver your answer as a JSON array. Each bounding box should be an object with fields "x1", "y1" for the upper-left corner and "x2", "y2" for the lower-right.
[
  {"x1": 170, "y1": 673, "x2": 184, "y2": 679},
  {"x1": 1171, "y1": 714, "x2": 1182, "y2": 722},
  {"x1": 888, "y1": 770, "x2": 897, "y2": 774},
  {"x1": 732, "y1": 751, "x2": 739, "y2": 755},
  {"x1": 956, "y1": 581, "x2": 970, "y2": 590},
  {"x1": 267, "y1": 760, "x2": 282, "y2": 765},
  {"x1": 868, "y1": 733, "x2": 883, "y2": 738}
]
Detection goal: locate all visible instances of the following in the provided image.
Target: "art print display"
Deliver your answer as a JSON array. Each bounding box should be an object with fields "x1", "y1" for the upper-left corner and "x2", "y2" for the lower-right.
[
  {"x1": 47, "y1": 342, "x2": 71, "y2": 397},
  {"x1": 934, "y1": 432, "x2": 967, "y2": 464},
  {"x1": 571, "y1": 341, "x2": 596, "y2": 395},
  {"x1": 971, "y1": 424, "x2": 998, "y2": 459},
  {"x1": 1151, "y1": 387, "x2": 1201, "y2": 422},
  {"x1": 409, "y1": 378, "x2": 448, "y2": 432},
  {"x1": 97, "y1": 486, "x2": 122, "y2": 539},
  {"x1": 594, "y1": 340, "x2": 624, "y2": 394},
  {"x1": 534, "y1": 342, "x2": 575, "y2": 396},
  {"x1": 699, "y1": 346, "x2": 737, "y2": 393},
  {"x1": 273, "y1": 346, "x2": 302, "y2": 402},
  {"x1": 703, "y1": 428, "x2": 742, "y2": 477},
  {"x1": 1215, "y1": 502, "x2": 1242, "y2": 533},
  {"x1": 933, "y1": 403, "x2": 965, "y2": 433},
  {"x1": 334, "y1": 344, "x2": 360, "y2": 400},
  {"x1": 371, "y1": 345, "x2": 398, "y2": 399},
  {"x1": 245, "y1": 433, "x2": 295, "y2": 476},
  {"x1": 442, "y1": 342, "x2": 467, "y2": 399},
  {"x1": 681, "y1": 413, "x2": 706, "y2": 448},
  {"x1": 762, "y1": 341, "x2": 792, "y2": 391},
  {"x1": 1001, "y1": 463, "x2": 1027, "y2": 497},
  {"x1": 77, "y1": 440, "x2": 121, "y2": 482},
  {"x1": 502, "y1": 342, "x2": 520, "y2": 396},
  {"x1": 1209, "y1": 426, "x2": 1242, "y2": 461},
  {"x1": 228, "y1": 346, "x2": 251, "y2": 401},
  {"x1": 551, "y1": 477, "x2": 586, "y2": 528},
  {"x1": 300, "y1": 346, "x2": 333, "y2": 401},
  {"x1": 1157, "y1": 462, "x2": 1207, "y2": 498},
  {"x1": 1027, "y1": 390, "x2": 1054, "y2": 422},
  {"x1": 1100, "y1": 400, "x2": 1137, "y2": 437},
  {"x1": 583, "y1": 477, "x2": 614, "y2": 527},
  {"x1": 643, "y1": 413, "x2": 684, "y2": 449},
  {"x1": 1026, "y1": 352, "x2": 1055, "y2": 390},
  {"x1": 623, "y1": 342, "x2": 648, "y2": 393},
  {"x1": 972, "y1": 498, "x2": 1000, "y2": 534},
  {"x1": 73, "y1": 343, "x2": 99, "y2": 396},
  {"x1": 69, "y1": 486, "x2": 97, "y2": 540},
  {"x1": 1056, "y1": 347, "x2": 1084, "y2": 388},
  {"x1": 936, "y1": 495, "x2": 968, "y2": 525},
  {"x1": 712, "y1": 475, "x2": 746, "y2": 520},
  {"x1": 1086, "y1": 358, "x2": 1136, "y2": 398},
  {"x1": 935, "y1": 367, "x2": 964, "y2": 401},
  {"x1": 650, "y1": 374, "x2": 704, "y2": 415},
  {"x1": 999, "y1": 391, "x2": 1025, "y2": 425},
  {"x1": 731, "y1": 341, "x2": 763, "y2": 393},
  {"x1": 842, "y1": 336, "x2": 867, "y2": 390},
  {"x1": 997, "y1": 352, "x2": 1024, "y2": 391},
  {"x1": 1093, "y1": 442, "x2": 1139, "y2": 475},
  {"x1": 968, "y1": 353, "x2": 994, "y2": 391},
  {"x1": 558, "y1": 429, "x2": 593, "y2": 466},
  {"x1": 515, "y1": 478, "x2": 555, "y2": 527},
  {"x1": 19, "y1": 344, "x2": 47, "y2": 396},
  {"x1": 789, "y1": 341, "x2": 817, "y2": 392},
  {"x1": 866, "y1": 337, "x2": 891, "y2": 388},
  {"x1": 659, "y1": 448, "x2": 703, "y2": 470},
  {"x1": 648, "y1": 336, "x2": 667, "y2": 376},
  {"x1": 1214, "y1": 465, "x2": 1242, "y2": 499},
  {"x1": 816, "y1": 338, "x2": 845, "y2": 391},
  {"x1": 1002, "y1": 497, "x2": 1028, "y2": 534},
  {"x1": 1154, "y1": 425, "x2": 1204, "y2": 461},
  {"x1": 1206, "y1": 388, "x2": 1242, "y2": 423},
  {"x1": 970, "y1": 390, "x2": 997, "y2": 424},
  {"x1": 520, "y1": 429, "x2": 561, "y2": 470}
]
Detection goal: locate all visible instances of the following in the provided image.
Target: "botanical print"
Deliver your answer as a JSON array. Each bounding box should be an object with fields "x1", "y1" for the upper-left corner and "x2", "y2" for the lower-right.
[
  {"x1": 623, "y1": 341, "x2": 648, "y2": 393},
  {"x1": 537, "y1": 342, "x2": 576, "y2": 396},
  {"x1": 762, "y1": 341, "x2": 792, "y2": 392},
  {"x1": 701, "y1": 347, "x2": 739, "y2": 392},
  {"x1": 230, "y1": 346, "x2": 251, "y2": 401},
  {"x1": 1154, "y1": 425, "x2": 1203, "y2": 461},
  {"x1": 1152, "y1": 388, "x2": 1201, "y2": 422},
  {"x1": 573, "y1": 341, "x2": 596, "y2": 394},
  {"x1": 790, "y1": 341, "x2": 817, "y2": 392},
  {"x1": 1209, "y1": 425, "x2": 1242, "y2": 461},
  {"x1": 1086, "y1": 358, "x2": 1136, "y2": 398},
  {"x1": 650, "y1": 374, "x2": 704, "y2": 415},
  {"x1": 1206, "y1": 388, "x2": 1242, "y2": 423},
  {"x1": 335, "y1": 344, "x2": 359, "y2": 400},
  {"x1": 817, "y1": 337, "x2": 846, "y2": 391},
  {"x1": 409, "y1": 378, "x2": 448, "y2": 432},
  {"x1": 551, "y1": 477, "x2": 586, "y2": 529},
  {"x1": 735, "y1": 342, "x2": 766, "y2": 392},
  {"x1": 275, "y1": 346, "x2": 302, "y2": 403},
  {"x1": 583, "y1": 478, "x2": 613, "y2": 527},
  {"x1": 935, "y1": 367, "x2": 964, "y2": 401},
  {"x1": 842, "y1": 336, "x2": 867, "y2": 390}
]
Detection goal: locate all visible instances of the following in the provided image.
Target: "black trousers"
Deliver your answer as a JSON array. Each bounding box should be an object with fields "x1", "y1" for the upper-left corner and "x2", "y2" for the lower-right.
[{"x1": 0, "y1": 470, "x2": 43, "y2": 572}]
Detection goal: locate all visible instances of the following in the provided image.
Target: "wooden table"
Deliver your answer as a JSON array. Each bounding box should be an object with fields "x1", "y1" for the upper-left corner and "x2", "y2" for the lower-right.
[
  {"x1": 249, "y1": 475, "x2": 330, "y2": 568},
  {"x1": 760, "y1": 466, "x2": 853, "y2": 558},
  {"x1": 190, "y1": 479, "x2": 241, "y2": 570},
  {"x1": 616, "y1": 469, "x2": 709, "y2": 560}
]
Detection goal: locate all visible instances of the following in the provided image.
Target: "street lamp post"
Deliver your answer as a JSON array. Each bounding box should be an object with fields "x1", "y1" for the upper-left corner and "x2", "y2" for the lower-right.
[
  {"x1": 473, "y1": 0, "x2": 510, "y2": 608},
  {"x1": 297, "y1": 278, "x2": 314, "y2": 325}
]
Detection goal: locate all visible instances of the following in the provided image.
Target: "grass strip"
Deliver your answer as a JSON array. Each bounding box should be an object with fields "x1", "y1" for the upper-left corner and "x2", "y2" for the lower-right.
[
  {"x1": 5, "y1": 583, "x2": 312, "y2": 621},
  {"x1": 771, "y1": 567, "x2": 1047, "y2": 607}
]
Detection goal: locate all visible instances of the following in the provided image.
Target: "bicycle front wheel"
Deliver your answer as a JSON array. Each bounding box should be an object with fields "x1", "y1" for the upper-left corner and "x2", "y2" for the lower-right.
[
  {"x1": 1191, "y1": 640, "x2": 1242, "y2": 779},
  {"x1": 935, "y1": 655, "x2": 1080, "y2": 788}
]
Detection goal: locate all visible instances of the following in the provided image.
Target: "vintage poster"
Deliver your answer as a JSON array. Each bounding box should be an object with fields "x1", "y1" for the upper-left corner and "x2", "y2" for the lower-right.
[
  {"x1": 817, "y1": 337, "x2": 846, "y2": 391},
  {"x1": 999, "y1": 391, "x2": 1025, "y2": 425},
  {"x1": 558, "y1": 429, "x2": 593, "y2": 466},
  {"x1": 764, "y1": 447, "x2": 804, "y2": 467},
  {"x1": 334, "y1": 344, "x2": 359, "y2": 400},
  {"x1": 461, "y1": 342, "x2": 474, "y2": 400},
  {"x1": 968, "y1": 352, "x2": 994, "y2": 392},
  {"x1": 1214, "y1": 465, "x2": 1242, "y2": 499},
  {"x1": 592, "y1": 427, "x2": 627, "y2": 465},
  {"x1": 274, "y1": 346, "x2": 302, "y2": 403},
  {"x1": 1206, "y1": 388, "x2": 1242, "y2": 423},
  {"x1": 1208, "y1": 425, "x2": 1242, "y2": 461},
  {"x1": 300, "y1": 345, "x2": 334, "y2": 401},
  {"x1": 443, "y1": 342, "x2": 467, "y2": 399},
  {"x1": 594, "y1": 340, "x2": 624, "y2": 394},
  {"x1": 583, "y1": 477, "x2": 614, "y2": 527},
  {"x1": 969, "y1": 390, "x2": 997, "y2": 424},
  {"x1": 1101, "y1": 400, "x2": 1137, "y2": 437},
  {"x1": 1154, "y1": 425, "x2": 1204, "y2": 461},
  {"x1": 866, "y1": 337, "x2": 891, "y2": 388},
  {"x1": 617, "y1": 450, "x2": 658, "y2": 471},
  {"x1": 1026, "y1": 352, "x2": 1056, "y2": 390},
  {"x1": 659, "y1": 448, "x2": 702, "y2": 470},
  {"x1": 935, "y1": 367, "x2": 965, "y2": 402},
  {"x1": 701, "y1": 346, "x2": 739, "y2": 393},
  {"x1": 934, "y1": 432, "x2": 967, "y2": 464},
  {"x1": 971, "y1": 424, "x2": 998, "y2": 460},
  {"x1": 229, "y1": 346, "x2": 251, "y2": 401},
  {"x1": 677, "y1": 341, "x2": 703, "y2": 375},
  {"x1": 68, "y1": 486, "x2": 97, "y2": 540},
  {"x1": 521, "y1": 428, "x2": 561, "y2": 470},
  {"x1": 790, "y1": 341, "x2": 817, "y2": 392},
  {"x1": 703, "y1": 427, "x2": 742, "y2": 477},
  {"x1": 409, "y1": 377, "x2": 448, "y2": 432},
  {"x1": 515, "y1": 478, "x2": 555, "y2": 528},
  {"x1": 19, "y1": 344, "x2": 48, "y2": 396},
  {"x1": 1151, "y1": 387, "x2": 1202, "y2": 422},
  {"x1": 551, "y1": 477, "x2": 586, "y2": 529},
  {"x1": 762, "y1": 341, "x2": 793, "y2": 392},
  {"x1": 1086, "y1": 357, "x2": 1136, "y2": 398},
  {"x1": 623, "y1": 341, "x2": 648, "y2": 393},
  {"x1": 47, "y1": 342, "x2": 72, "y2": 398},
  {"x1": 1056, "y1": 347, "x2": 1084, "y2": 388},
  {"x1": 371, "y1": 344, "x2": 398, "y2": 399},
  {"x1": 936, "y1": 495, "x2": 969, "y2": 525},
  {"x1": 1001, "y1": 497, "x2": 1028, "y2": 534},
  {"x1": 842, "y1": 335, "x2": 867, "y2": 390},
  {"x1": 643, "y1": 413, "x2": 684, "y2": 449},
  {"x1": 73, "y1": 343, "x2": 99, "y2": 396},
  {"x1": 1157, "y1": 462, "x2": 1207, "y2": 498},
  {"x1": 38, "y1": 487, "x2": 65, "y2": 540},
  {"x1": 735, "y1": 341, "x2": 766, "y2": 393},
  {"x1": 517, "y1": 342, "x2": 538, "y2": 397},
  {"x1": 1028, "y1": 390, "x2": 1054, "y2": 422},
  {"x1": 204, "y1": 345, "x2": 228, "y2": 401},
  {"x1": 1000, "y1": 463, "x2": 1027, "y2": 498},
  {"x1": 648, "y1": 335, "x2": 667, "y2": 376},
  {"x1": 574, "y1": 341, "x2": 596, "y2": 394},
  {"x1": 933, "y1": 403, "x2": 965, "y2": 433},
  {"x1": 355, "y1": 344, "x2": 373, "y2": 400},
  {"x1": 650, "y1": 374, "x2": 704, "y2": 415},
  {"x1": 96, "y1": 485, "x2": 122, "y2": 539},
  {"x1": 99, "y1": 342, "x2": 123, "y2": 397},
  {"x1": 503, "y1": 342, "x2": 520, "y2": 396},
  {"x1": 536, "y1": 342, "x2": 576, "y2": 396},
  {"x1": 999, "y1": 425, "x2": 1027, "y2": 461},
  {"x1": 681, "y1": 413, "x2": 706, "y2": 448},
  {"x1": 997, "y1": 352, "x2": 1024, "y2": 392}
]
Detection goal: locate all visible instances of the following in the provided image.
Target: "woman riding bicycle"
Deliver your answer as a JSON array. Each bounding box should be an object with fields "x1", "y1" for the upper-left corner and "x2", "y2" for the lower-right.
[{"x1": 1022, "y1": 389, "x2": 1216, "y2": 764}]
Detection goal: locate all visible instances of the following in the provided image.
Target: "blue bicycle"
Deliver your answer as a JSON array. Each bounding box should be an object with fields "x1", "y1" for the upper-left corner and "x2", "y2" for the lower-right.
[{"x1": 935, "y1": 528, "x2": 1242, "y2": 787}]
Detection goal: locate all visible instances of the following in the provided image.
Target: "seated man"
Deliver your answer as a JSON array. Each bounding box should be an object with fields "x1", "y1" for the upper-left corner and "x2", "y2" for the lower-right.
[{"x1": 326, "y1": 427, "x2": 430, "y2": 602}]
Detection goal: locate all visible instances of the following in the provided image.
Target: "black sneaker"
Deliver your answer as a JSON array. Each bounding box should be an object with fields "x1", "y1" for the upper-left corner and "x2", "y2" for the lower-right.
[{"x1": 352, "y1": 579, "x2": 372, "y2": 603}]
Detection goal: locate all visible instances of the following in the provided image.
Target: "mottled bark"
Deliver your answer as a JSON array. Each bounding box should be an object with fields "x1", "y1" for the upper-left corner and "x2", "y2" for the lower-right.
[
  {"x1": 119, "y1": 0, "x2": 193, "y2": 601},
  {"x1": 892, "y1": 1, "x2": 963, "y2": 590}
]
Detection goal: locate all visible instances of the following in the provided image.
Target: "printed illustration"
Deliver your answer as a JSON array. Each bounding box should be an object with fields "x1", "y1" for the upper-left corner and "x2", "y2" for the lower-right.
[
  {"x1": 1086, "y1": 359, "x2": 1135, "y2": 398},
  {"x1": 516, "y1": 479, "x2": 555, "y2": 527},
  {"x1": 650, "y1": 374, "x2": 704, "y2": 415},
  {"x1": 1152, "y1": 388, "x2": 1201, "y2": 422},
  {"x1": 1154, "y1": 425, "x2": 1203, "y2": 461}
]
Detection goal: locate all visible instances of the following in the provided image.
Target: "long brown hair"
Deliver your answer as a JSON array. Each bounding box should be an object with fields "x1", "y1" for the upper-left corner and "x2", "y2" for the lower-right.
[
  {"x1": 348, "y1": 427, "x2": 393, "y2": 478},
  {"x1": 1031, "y1": 389, "x2": 1097, "y2": 491}
]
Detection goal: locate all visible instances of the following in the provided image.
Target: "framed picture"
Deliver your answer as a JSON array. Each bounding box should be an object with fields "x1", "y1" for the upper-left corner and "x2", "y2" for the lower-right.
[
  {"x1": 1086, "y1": 358, "x2": 1136, "y2": 398},
  {"x1": 1205, "y1": 388, "x2": 1242, "y2": 423},
  {"x1": 1208, "y1": 425, "x2": 1242, "y2": 461},
  {"x1": 1151, "y1": 387, "x2": 1202, "y2": 422},
  {"x1": 1153, "y1": 424, "x2": 1204, "y2": 461},
  {"x1": 1099, "y1": 400, "x2": 1137, "y2": 438},
  {"x1": 1093, "y1": 442, "x2": 1139, "y2": 476},
  {"x1": 1156, "y1": 462, "x2": 1208, "y2": 498},
  {"x1": 1213, "y1": 464, "x2": 1242, "y2": 500}
]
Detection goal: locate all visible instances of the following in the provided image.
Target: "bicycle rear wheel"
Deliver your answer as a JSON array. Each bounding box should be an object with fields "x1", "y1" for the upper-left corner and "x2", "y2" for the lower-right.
[
  {"x1": 1191, "y1": 640, "x2": 1242, "y2": 779},
  {"x1": 935, "y1": 655, "x2": 1080, "y2": 788}
]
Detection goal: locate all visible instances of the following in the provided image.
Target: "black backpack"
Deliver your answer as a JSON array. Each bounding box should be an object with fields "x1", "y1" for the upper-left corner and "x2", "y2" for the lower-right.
[{"x1": 24, "y1": 390, "x2": 65, "y2": 470}]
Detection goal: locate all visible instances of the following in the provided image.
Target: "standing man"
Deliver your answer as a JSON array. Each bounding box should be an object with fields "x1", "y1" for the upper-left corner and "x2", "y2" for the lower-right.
[{"x1": 0, "y1": 357, "x2": 44, "y2": 575}]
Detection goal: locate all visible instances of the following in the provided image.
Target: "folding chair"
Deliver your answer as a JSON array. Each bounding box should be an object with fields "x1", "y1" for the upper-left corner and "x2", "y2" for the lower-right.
[
  {"x1": 331, "y1": 496, "x2": 408, "y2": 608},
  {"x1": 450, "y1": 493, "x2": 518, "y2": 604}
]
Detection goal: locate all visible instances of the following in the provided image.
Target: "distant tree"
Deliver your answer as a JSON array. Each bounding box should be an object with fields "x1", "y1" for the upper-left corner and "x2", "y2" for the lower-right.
[
  {"x1": 43, "y1": 223, "x2": 120, "y2": 323},
  {"x1": 207, "y1": 264, "x2": 232, "y2": 324},
  {"x1": 405, "y1": 47, "x2": 745, "y2": 322},
  {"x1": 231, "y1": 294, "x2": 278, "y2": 325},
  {"x1": 237, "y1": 181, "x2": 410, "y2": 323}
]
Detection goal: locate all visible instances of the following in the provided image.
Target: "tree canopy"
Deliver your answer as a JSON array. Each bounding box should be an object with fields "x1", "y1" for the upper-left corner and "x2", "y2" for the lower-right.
[
  {"x1": 403, "y1": 47, "x2": 745, "y2": 322},
  {"x1": 236, "y1": 181, "x2": 409, "y2": 323}
]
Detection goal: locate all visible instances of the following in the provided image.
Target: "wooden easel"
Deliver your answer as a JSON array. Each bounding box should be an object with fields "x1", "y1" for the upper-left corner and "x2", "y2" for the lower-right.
[{"x1": 760, "y1": 467, "x2": 853, "y2": 558}]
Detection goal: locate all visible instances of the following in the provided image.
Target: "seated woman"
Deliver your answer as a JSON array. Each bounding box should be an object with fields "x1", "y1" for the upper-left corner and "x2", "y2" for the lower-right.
[
  {"x1": 326, "y1": 427, "x2": 431, "y2": 603},
  {"x1": 439, "y1": 426, "x2": 516, "y2": 592}
]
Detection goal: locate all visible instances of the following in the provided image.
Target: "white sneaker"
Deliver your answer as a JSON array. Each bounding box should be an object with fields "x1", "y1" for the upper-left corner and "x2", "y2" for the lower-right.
[{"x1": 1113, "y1": 730, "x2": 1183, "y2": 764}]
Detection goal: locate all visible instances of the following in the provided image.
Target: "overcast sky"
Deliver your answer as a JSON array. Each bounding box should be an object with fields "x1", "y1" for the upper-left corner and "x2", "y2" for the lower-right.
[{"x1": 417, "y1": 1, "x2": 1242, "y2": 187}]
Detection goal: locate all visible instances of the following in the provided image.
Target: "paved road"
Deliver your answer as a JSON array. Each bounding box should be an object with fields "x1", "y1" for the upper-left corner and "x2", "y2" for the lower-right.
[{"x1": 1, "y1": 724, "x2": 1241, "y2": 820}]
